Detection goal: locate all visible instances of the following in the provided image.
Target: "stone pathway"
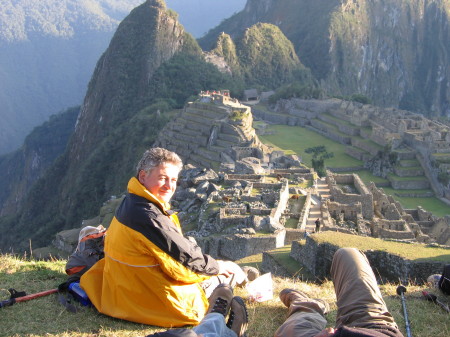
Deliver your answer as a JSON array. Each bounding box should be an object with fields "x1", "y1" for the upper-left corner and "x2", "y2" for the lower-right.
[{"x1": 305, "y1": 177, "x2": 331, "y2": 233}]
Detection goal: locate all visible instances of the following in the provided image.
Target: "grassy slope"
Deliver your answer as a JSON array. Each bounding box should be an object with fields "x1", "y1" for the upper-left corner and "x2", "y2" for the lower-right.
[
  {"x1": 259, "y1": 124, "x2": 362, "y2": 168},
  {"x1": 258, "y1": 123, "x2": 450, "y2": 217},
  {"x1": 1, "y1": 245, "x2": 450, "y2": 337}
]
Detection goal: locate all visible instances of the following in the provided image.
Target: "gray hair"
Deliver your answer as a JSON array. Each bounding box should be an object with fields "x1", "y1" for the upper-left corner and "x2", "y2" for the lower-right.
[{"x1": 136, "y1": 147, "x2": 183, "y2": 175}]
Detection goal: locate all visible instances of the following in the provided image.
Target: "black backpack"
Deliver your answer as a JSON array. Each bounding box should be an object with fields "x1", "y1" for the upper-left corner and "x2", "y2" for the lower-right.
[{"x1": 438, "y1": 264, "x2": 450, "y2": 295}]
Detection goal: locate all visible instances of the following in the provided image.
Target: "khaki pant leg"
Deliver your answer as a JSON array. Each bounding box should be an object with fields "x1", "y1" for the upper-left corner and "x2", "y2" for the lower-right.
[
  {"x1": 331, "y1": 248, "x2": 398, "y2": 329},
  {"x1": 274, "y1": 300, "x2": 327, "y2": 337}
]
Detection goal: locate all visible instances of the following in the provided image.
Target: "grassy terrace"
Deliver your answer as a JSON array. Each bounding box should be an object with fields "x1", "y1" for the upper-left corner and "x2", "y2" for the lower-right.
[
  {"x1": 258, "y1": 124, "x2": 362, "y2": 167},
  {"x1": 395, "y1": 165, "x2": 422, "y2": 172},
  {"x1": 352, "y1": 134, "x2": 384, "y2": 151},
  {"x1": 312, "y1": 118, "x2": 350, "y2": 137},
  {"x1": 387, "y1": 174, "x2": 428, "y2": 182},
  {"x1": 313, "y1": 232, "x2": 450, "y2": 262},
  {"x1": 399, "y1": 159, "x2": 420, "y2": 166},
  {"x1": 257, "y1": 123, "x2": 450, "y2": 216},
  {"x1": 382, "y1": 187, "x2": 450, "y2": 217},
  {"x1": 322, "y1": 112, "x2": 354, "y2": 127}
]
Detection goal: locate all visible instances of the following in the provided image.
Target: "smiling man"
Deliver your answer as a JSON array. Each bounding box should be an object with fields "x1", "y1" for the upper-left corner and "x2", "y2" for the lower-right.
[{"x1": 80, "y1": 148, "x2": 245, "y2": 327}]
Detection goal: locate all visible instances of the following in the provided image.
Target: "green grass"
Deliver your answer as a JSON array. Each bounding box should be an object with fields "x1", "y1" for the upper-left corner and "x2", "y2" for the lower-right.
[
  {"x1": 392, "y1": 189, "x2": 434, "y2": 196},
  {"x1": 351, "y1": 135, "x2": 384, "y2": 152},
  {"x1": 341, "y1": 169, "x2": 389, "y2": 184},
  {"x1": 395, "y1": 165, "x2": 422, "y2": 171},
  {"x1": 432, "y1": 153, "x2": 450, "y2": 164},
  {"x1": 2, "y1": 242, "x2": 450, "y2": 337},
  {"x1": 285, "y1": 217, "x2": 301, "y2": 229},
  {"x1": 382, "y1": 187, "x2": 450, "y2": 217},
  {"x1": 387, "y1": 174, "x2": 428, "y2": 182},
  {"x1": 263, "y1": 244, "x2": 315, "y2": 279},
  {"x1": 322, "y1": 112, "x2": 354, "y2": 127},
  {"x1": 257, "y1": 123, "x2": 450, "y2": 217},
  {"x1": 258, "y1": 124, "x2": 362, "y2": 168},
  {"x1": 312, "y1": 118, "x2": 350, "y2": 137},
  {"x1": 313, "y1": 232, "x2": 450, "y2": 262},
  {"x1": 399, "y1": 159, "x2": 420, "y2": 167}
]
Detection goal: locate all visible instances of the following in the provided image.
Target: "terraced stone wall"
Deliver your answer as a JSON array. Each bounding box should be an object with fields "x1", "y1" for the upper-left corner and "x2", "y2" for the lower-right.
[
  {"x1": 198, "y1": 230, "x2": 286, "y2": 261},
  {"x1": 289, "y1": 237, "x2": 446, "y2": 283}
]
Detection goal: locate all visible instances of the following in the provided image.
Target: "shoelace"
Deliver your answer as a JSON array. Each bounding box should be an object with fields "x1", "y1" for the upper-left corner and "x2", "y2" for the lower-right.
[
  {"x1": 226, "y1": 310, "x2": 235, "y2": 328},
  {"x1": 212, "y1": 297, "x2": 228, "y2": 316}
]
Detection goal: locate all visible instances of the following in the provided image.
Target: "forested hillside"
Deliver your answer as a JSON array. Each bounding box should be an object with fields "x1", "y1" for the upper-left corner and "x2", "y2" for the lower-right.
[
  {"x1": 0, "y1": 0, "x2": 317, "y2": 252},
  {"x1": 0, "y1": 0, "x2": 237, "y2": 251},
  {"x1": 0, "y1": 107, "x2": 79, "y2": 218},
  {"x1": 0, "y1": 0, "x2": 144, "y2": 155},
  {"x1": 0, "y1": 0, "x2": 246, "y2": 155},
  {"x1": 200, "y1": 0, "x2": 450, "y2": 117}
]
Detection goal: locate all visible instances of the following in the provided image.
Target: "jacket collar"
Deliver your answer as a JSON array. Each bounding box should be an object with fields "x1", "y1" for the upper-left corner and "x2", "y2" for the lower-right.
[{"x1": 127, "y1": 177, "x2": 171, "y2": 214}]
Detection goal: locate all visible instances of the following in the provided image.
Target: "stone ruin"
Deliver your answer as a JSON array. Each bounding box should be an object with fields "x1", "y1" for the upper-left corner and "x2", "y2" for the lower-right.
[
  {"x1": 172, "y1": 165, "x2": 316, "y2": 261},
  {"x1": 318, "y1": 171, "x2": 450, "y2": 245},
  {"x1": 256, "y1": 97, "x2": 450, "y2": 199},
  {"x1": 154, "y1": 90, "x2": 269, "y2": 170},
  {"x1": 46, "y1": 93, "x2": 450, "y2": 264}
]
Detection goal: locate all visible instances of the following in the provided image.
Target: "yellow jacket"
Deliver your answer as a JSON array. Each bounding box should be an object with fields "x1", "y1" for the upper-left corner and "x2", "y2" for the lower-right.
[{"x1": 80, "y1": 177, "x2": 219, "y2": 327}]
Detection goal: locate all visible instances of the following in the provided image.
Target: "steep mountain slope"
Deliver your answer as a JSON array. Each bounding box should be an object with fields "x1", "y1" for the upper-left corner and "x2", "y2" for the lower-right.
[
  {"x1": 199, "y1": 0, "x2": 450, "y2": 116},
  {"x1": 209, "y1": 23, "x2": 314, "y2": 89},
  {"x1": 0, "y1": 0, "x2": 145, "y2": 155},
  {"x1": 0, "y1": 107, "x2": 79, "y2": 217},
  {"x1": 0, "y1": 0, "x2": 241, "y2": 251}
]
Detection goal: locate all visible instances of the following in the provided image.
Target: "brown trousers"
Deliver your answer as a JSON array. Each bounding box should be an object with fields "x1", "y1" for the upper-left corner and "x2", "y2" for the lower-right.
[{"x1": 275, "y1": 248, "x2": 399, "y2": 337}]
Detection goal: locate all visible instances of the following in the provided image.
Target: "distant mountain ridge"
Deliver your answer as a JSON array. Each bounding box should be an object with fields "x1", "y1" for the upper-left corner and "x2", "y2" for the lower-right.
[
  {"x1": 0, "y1": 0, "x2": 246, "y2": 155},
  {"x1": 0, "y1": 0, "x2": 145, "y2": 155},
  {"x1": 199, "y1": 0, "x2": 450, "y2": 117},
  {"x1": 0, "y1": 0, "x2": 140, "y2": 42}
]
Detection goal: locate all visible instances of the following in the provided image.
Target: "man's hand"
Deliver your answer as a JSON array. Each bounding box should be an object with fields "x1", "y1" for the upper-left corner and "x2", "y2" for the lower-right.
[
  {"x1": 217, "y1": 261, "x2": 247, "y2": 285},
  {"x1": 217, "y1": 260, "x2": 237, "y2": 277},
  {"x1": 315, "y1": 328, "x2": 336, "y2": 337}
]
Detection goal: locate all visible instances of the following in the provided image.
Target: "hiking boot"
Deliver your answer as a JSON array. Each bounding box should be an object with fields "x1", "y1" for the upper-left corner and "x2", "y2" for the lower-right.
[
  {"x1": 226, "y1": 296, "x2": 248, "y2": 337},
  {"x1": 242, "y1": 266, "x2": 260, "y2": 282},
  {"x1": 206, "y1": 283, "x2": 233, "y2": 317},
  {"x1": 279, "y1": 288, "x2": 329, "y2": 315}
]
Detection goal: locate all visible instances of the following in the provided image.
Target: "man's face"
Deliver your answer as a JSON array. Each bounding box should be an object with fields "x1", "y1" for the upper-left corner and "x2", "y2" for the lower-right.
[{"x1": 138, "y1": 163, "x2": 180, "y2": 203}]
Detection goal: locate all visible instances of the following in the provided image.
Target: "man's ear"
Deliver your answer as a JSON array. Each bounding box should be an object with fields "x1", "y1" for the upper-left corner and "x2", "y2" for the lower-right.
[{"x1": 138, "y1": 170, "x2": 146, "y2": 184}]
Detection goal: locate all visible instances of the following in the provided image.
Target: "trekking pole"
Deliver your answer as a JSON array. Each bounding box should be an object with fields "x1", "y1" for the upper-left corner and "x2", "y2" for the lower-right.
[
  {"x1": 0, "y1": 288, "x2": 58, "y2": 308},
  {"x1": 422, "y1": 291, "x2": 450, "y2": 314},
  {"x1": 396, "y1": 286, "x2": 412, "y2": 337}
]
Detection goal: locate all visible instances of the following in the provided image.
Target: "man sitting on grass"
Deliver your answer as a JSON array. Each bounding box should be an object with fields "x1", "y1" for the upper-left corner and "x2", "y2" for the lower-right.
[
  {"x1": 81, "y1": 148, "x2": 247, "y2": 327},
  {"x1": 276, "y1": 248, "x2": 404, "y2": 337}
]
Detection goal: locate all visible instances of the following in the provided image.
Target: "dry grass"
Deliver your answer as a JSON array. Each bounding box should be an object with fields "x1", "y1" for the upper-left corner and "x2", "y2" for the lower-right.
[{"x1": 1, "y1": 254, "x2": 450, "y2": 337}]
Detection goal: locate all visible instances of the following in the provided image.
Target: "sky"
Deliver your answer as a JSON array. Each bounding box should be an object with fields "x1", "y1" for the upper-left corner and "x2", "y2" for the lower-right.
[{"x1": 165, "y1": 0, "x2": 246, "y2": 37}]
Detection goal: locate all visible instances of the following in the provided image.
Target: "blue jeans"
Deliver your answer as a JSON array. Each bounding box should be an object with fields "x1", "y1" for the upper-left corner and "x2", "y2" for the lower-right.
[
  {"x1": 147, "y1": 313, "x2": 237, "y2": 337},
  {"x1": 193, "y1": 313, "x2": 237, "y2": 337}
]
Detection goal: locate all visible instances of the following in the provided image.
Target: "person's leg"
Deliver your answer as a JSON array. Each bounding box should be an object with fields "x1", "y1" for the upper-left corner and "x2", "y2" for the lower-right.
[
  {"x1": 331, "y1": 248, "x2": 398, "y2": 329},
  {"x1": 193, "y1": 313, "x2": 237, "y2": 337},
  {"x1": 274, "y1": 289, "x2": 328, "y2": 337}
]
